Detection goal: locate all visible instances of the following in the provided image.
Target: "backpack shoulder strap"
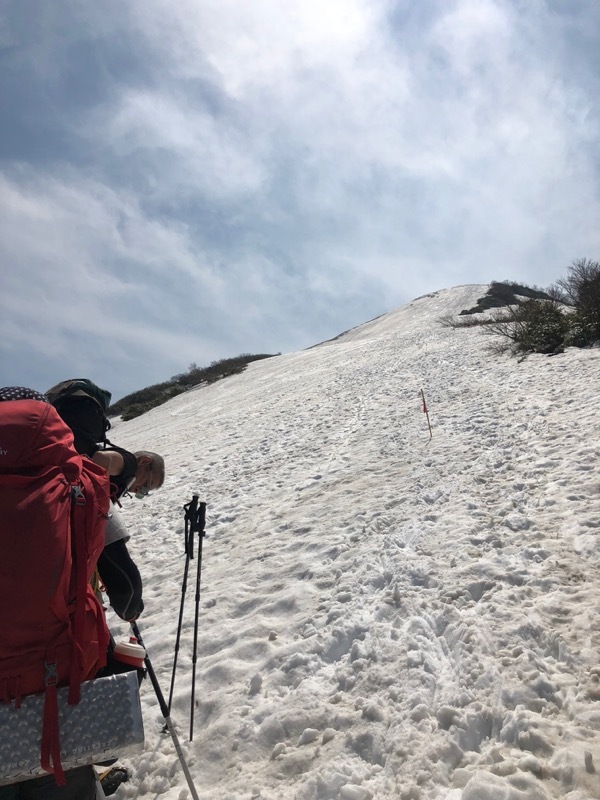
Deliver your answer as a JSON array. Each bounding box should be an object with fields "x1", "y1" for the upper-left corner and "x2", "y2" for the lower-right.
[{"x1": 102, "y1": 445, "x2": 138, "y2": 499}]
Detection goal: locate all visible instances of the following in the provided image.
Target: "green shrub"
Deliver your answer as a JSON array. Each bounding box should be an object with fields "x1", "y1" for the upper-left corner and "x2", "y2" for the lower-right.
[
  {"x1": 475, "y1": 262, "x2": 599, "y2": 357},
  {"x1": 485, "y1": 299, "x2": 570, "y2": 355},
  {"x1": 121, "y1": 402, "x2": 156, "y2": 421},
  {"x1": 514, "y1": 301, "x2": 570, "y2": 354},
  {"x1": 563, "y1": 309, "x2": 599, "y2": 348}
]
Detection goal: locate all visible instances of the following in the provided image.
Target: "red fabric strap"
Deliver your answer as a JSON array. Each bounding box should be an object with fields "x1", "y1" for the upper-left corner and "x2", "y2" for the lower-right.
[
  {"x1": 40, "y1": 655, "x2": 66, "y2": 786},
  {"x1": 68, "y1": 489, "x2": 88, "y2": 705}
]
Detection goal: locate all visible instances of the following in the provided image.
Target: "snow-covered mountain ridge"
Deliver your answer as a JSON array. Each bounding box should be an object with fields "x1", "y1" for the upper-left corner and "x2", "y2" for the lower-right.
[
  {"x1": 111, "y1": 285, "x2": 600, "y2": 800},
  {"x1": 319, "y1": 285, "x2": 490, "y2": 344}
]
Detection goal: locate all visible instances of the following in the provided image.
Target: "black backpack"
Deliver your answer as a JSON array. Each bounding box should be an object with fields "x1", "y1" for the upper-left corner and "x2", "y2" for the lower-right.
[{"x1": 46, "y1": 378, "x2": 112, "y2": 457}]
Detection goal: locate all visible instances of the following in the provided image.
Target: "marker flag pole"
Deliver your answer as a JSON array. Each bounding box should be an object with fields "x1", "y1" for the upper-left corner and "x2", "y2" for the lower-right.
[{"x1": 421, "y1": 389, "x2": 433, "y2": 441}]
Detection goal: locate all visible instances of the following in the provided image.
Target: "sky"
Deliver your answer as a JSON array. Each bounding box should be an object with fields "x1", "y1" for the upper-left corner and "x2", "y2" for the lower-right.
[
  {"x1": 7, "y1": 284, "x2": 599, "y2": 799},
  {"x1": 1, "y1": 0, "x2": 599, "y2": 401}
]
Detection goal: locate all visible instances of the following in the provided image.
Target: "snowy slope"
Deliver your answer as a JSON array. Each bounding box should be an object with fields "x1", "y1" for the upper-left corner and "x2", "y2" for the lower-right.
[
  {"x1": 110, "y1": 284, "x2": 600, "y2": 800},
  {"x1": 320, "y1": 285, "x2": 489, "y2": 343}
]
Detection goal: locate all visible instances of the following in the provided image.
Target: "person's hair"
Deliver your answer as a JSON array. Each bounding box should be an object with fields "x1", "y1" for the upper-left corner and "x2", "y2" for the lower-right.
[{"x1": 134, "y1": 450, "x2": 165, "y2": 488}]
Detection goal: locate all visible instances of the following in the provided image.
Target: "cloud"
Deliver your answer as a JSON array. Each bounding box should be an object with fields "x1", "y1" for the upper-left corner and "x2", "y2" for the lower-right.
[
  {"x1": 0, "y1": 165, "x2": 383, "y2": 397},
  {"x1": 1, "y1": 0, "x2": 600, "y2": 397}
]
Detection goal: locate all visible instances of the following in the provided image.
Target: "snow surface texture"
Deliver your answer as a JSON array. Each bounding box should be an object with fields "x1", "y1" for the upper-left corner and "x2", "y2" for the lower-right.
[{"x1": 108, "y1": 285, "x2": 600, "y2": 799}]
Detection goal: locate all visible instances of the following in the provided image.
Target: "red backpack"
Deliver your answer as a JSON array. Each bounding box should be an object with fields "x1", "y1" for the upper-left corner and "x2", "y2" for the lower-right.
[{"x1": 0, "y1": 399, "x2": 111, "y2": 784}]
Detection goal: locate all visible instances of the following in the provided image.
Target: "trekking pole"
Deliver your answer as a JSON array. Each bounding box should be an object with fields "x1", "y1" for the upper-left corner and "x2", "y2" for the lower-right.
[
  {"x1": 189, "y1": 498, "x2": 206, "y2": 741},
  {"x1": 132, "y1": 622, "x2": 201, "y2": 800},
  {"x1": 168, "y1": 496, "x2": 199, "y2": 713}
]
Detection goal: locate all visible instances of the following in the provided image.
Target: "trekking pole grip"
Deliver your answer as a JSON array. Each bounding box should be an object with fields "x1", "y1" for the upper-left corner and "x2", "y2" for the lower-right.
[
  {"x1": 184, "y1": 495, "x2": 199, "y2": 559},
  {"x1": 189, "y1": 499, "x2": 206, "y2": 742}
]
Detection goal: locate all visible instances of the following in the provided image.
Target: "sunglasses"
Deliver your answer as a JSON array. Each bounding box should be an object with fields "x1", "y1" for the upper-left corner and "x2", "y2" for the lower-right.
[
  {"x1": 135, "y1": 463, "x2": 154, "y2": 499},
  {"x1": 135, "y1": 479, "x2": 152, "y2": 500},
  {"x1": 135, "y1": 482, "x2": 152, "y2": 499},
  {"x1": 133, "y1": 460, "x2": 155, "y2": 499}
]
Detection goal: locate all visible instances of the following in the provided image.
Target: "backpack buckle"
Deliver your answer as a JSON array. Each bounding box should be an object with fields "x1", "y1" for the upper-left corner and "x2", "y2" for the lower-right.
[
  {"x1": 44, "y1": 660, "x2": 58, "y2": 687},
  {"x1": 71, "y1": 485, "x2": 86, "y2": 506}
]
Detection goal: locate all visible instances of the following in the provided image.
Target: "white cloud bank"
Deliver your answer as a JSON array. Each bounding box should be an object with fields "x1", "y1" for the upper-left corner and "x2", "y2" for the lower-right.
[{"x1": 1, "y1": 0, "x2": 599, "y2": 397}]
